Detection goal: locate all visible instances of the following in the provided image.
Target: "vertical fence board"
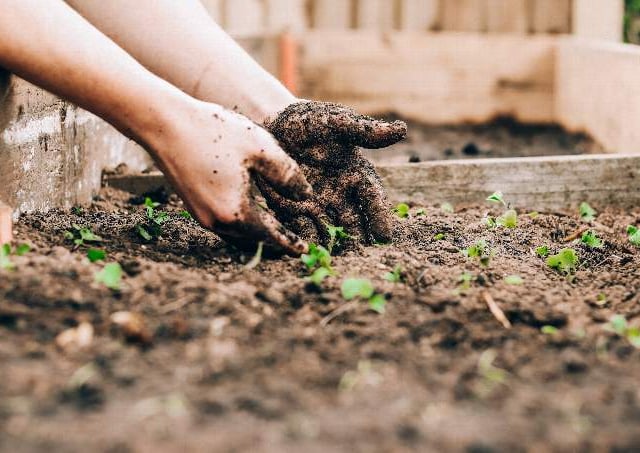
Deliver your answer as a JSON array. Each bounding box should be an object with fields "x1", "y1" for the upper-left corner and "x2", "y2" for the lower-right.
[
  {"x1": 398, "y1": 0, "x2": 440, "y2": 31},
  {"x1": 264, "y1": 0, "x2": 308, "y2": 32},
  {"x1": 531, "y1": 0, "x2": 571, "y2": 34},
  {"x1": 441, "y1": 0, "x2": 488, "y2": 32},
  {"x1": 486, "y1": 0, "x2": 529, "y2": 33},
  {"x1": 201, "y1": 0, "x2": 224, "y2": 24},
  {"x1": 573, "y1": 0, "x2": 623, "y2": 42},
  {"x1": 312, "y1": 0, "x2": 353, "y2": 29},
  {"x1": 355, "y1": 0, "x2": 397, "y2": 31},
  {"x1": 223, "y1": 0, "x2": 266, "y2": 36}
]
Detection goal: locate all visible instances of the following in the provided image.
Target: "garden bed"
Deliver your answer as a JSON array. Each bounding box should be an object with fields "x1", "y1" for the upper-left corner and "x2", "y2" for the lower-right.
[{"x1": 1, "y1": 187, "x2": 640, "y2": 451}]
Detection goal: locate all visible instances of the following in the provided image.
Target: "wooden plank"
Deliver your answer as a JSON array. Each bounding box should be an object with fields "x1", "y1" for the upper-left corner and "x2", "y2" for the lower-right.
[
  {"x1": 398, "y1": 0, "x2": 440, "y2": 31},
  {"x1": 555, "y1": 38, "x2": 640, "y2": 154},
  {"x1": 298, "y1": 31, "x2": 556, "y2": 124},
  {"x1": 573, "y1": 0, "x2": 623, "y2": 42},
  {"x1": 441, "y1": 0, "x2": 488, "y2": 32},
  {"x1": 530, "y1": 0, "x2": 571, "y2": 34},
  {"x1": 311, "y1": 0, "x2": 352, "y2": 29},
  {"x1": 222, "y1": 0, "x2": 265, "y2": 37},
  {"x1": 200, "y1": 0, "x2": 224, "y2": 24},
  {"x1": 355, "y1": 0, "x2": 397, "y2": 31},
  {"x1": 104, "y1": 154, "x2": 640, "y2": 211},
  {"x1": 264, "y1": 0, "x2": 308, "y2": 32},
  {"x1": 379, "y1": 154, "x2": 640, "y2": 210},
  {"x1": 0, "y1": 201, "x2": 12, "y2": 245},
  {"x1": 486, "y1": 0, "x2": 529, "y2": 34}
]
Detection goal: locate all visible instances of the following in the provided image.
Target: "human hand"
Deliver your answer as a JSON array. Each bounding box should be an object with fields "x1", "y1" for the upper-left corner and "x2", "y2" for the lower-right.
[
  {"x1": 149, "y1": 100, "x2": 313, "y2": 255},
  {"x1": 262, "y1": 101, "x2": 407, "y2": 245}
]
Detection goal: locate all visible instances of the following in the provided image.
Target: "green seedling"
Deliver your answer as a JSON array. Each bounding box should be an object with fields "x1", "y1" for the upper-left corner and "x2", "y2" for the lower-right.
[
  {"x1": 504, "y1": 275, "x2": 523, "y2": 285},
  {"x1": 394, "y1": 203, "x2": 410, "y2": 219},
  {"x1": 455, "y1": 272, "x2": 475, "y2": 295},
  {"x1": 546, "y1": 248, "x2": 579, "y2": 275},
  {"x1": 137, "y1": 197, "x2": 169, "y2": 241},
  {"x1": 415, "y1": 208, "x2": 427, "y2": 217},
  {"x1": 87, "y1": 249, "x2": 107, "y2": 263},
  {"x1": 527, "y1": 211, "x2": 539, "y2": 219},
  {"x1": 441, "y1": 202, "x2": 454, "y2": 213},
  {"x1": 485, "y1": 215, "x2": 497, "y2": 229},
  {"x1": 579, "y1": 202, "x2": 596, "y2": 222},
  {"x1": 462, "y1": 239, "x2": 493, "y2": 266},
  {"x1": 64, "y1": 224, "x2": 102, "y2": 246},
  {"x1": 179, "y1": 210, "x2": 192, "y2": 220},
  {"x1": 301, "y1": 243, "x2": 331, "y2": 270},
  {"x1": 496, "y1": 209, "x2": 518, "y2": 229},
  {"x1": 487, "y1": 191, "x2": 506, "y2": 206},
  {"x1": 341, "y1": 278, "x2": 386, "y2": 314},
  {"x1": 1, "y1": 243, "x2": 31, "y2": 270},
  {"x1": 627, "y1": 225, "x2": 640, "y2": 246},
  {"x1": 308, "y1": 267, "x2": 332, "y2": 286},
  {"x1": 604, "y1": 315, "x2": 640, "y2": 348},
  {"x1": 581, "y1": 231, "x2": 603, "y2": 248},
  {"x1": 536, "y1": 245, "x2": 550, "y2": 258},
  {"x1": 326, "y1": 224, "x2": 351, "y2": 254},
  {"x1": 596, "y1": 293, "x2": 608, "y2": 306},
  {"x1": 434, "y1": 233, "x2": 445, "y2": 241},
  {"x1": 383, "y1": 265, "x2": 403, "y2": 283},
  {"x1": 95, "y1": 262, "x2": 123, "y2": 290},
  {"x1": 71, "y1": 206, "x2": 83, "y2": 216},
  {"x1": 475, "y1": 350, "x2": 509, "y2": 398},
  {"x1": 244, "y1": 242, "x2": 263, "y2": 270},
  {"x1": 541, "y1": 325, "x2": 559, "y2": 335}
]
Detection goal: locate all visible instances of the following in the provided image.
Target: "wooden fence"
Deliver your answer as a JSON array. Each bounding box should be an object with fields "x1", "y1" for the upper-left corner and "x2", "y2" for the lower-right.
[{"x1": 202, "y1": 0, "x2": 583, "y2": 36}]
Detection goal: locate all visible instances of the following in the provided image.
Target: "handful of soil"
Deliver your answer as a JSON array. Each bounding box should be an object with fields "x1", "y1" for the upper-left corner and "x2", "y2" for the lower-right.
[{"x1": 262, "y1": 101, "x2": 407, "y2": 246}]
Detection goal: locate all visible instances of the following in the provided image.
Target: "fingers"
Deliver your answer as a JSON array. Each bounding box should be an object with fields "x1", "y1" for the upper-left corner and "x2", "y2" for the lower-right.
[
  {"x1": 329, "y1": 112, "x2": 408, "y2": 149},
  {"x1": 354, "y1": 162, "x2": 394, "y2": 243},
  {"x1": 250, "y1": 141, "x2": 313, "y2": 201}
]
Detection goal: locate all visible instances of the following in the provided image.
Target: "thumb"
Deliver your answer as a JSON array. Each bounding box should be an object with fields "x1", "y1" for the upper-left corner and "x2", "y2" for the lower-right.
[
  {"x1": 330, "y1": 113, "x2": 408, "y2": 149},
  {"x1": 251, "y1": 140, "x2": 313, "y2": 201}
]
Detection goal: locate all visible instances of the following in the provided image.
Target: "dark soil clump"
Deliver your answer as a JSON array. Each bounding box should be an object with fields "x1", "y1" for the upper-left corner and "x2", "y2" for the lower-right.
[{"x1": 1, "y1": 188, "x2": 640, "y2": 452}]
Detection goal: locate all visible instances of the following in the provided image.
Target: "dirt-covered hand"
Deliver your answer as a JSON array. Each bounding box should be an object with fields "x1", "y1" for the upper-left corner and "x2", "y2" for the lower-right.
[
  {"x1": 262, "y1": 101, "x2": 407, "y2": 245},
  {"x1": 149, "y1": 100, "x2": 312, "y2": 255}
]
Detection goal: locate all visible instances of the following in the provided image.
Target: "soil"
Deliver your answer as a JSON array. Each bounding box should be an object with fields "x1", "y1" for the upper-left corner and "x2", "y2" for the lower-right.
[
  {"x1": 369, "y1": 117, "x2": 605, "y2": 165},
  {"x1": 2, "y1": 187, "x2": 640, "y2": 452}
]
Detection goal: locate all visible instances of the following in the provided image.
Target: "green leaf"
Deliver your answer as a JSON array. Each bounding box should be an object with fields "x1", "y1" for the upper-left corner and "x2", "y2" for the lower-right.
[
  {"x1": 341, "y1": 278, "x2": 375, "y2": 301},
  {"x1": 0, "y1": 244, "x2": 13, "y2": 270},
  {"x1": 301, "y1": 244, "x2": 331, "y2": 270},
  {"x1": 608, "y1": 315, "x2": 628, "y2": 336},
  {"x1": 244, "y1": 242, "x2": 263, "y2": 270},
  {"x1": 462, "y1": 240, "x2": 487, "y2": 259},
  {"x1": 487, "y1": 191, "x2": 506, "y2": 206},
  {"x1": 496, "y1": 209, "x2": 518, "y2": 228},
  {"x1": 326, "y1": 224, "x2": 351, "y2": 253},
  {"x1": 78, "y1": 227, "x2": 102, "y2": 243},
  {"x1": 536, "y1": 246, "x2": 549, "y2": 258},
  {"x1": 433, "y1": 233, "x2": 445, "y2": 241},
  {"x1": 440, "y1": 202, "x2": 454, "y2": 213},
  {"x1": 627, "y1": 225, "x2": 640, "y2": 246},
  {"x1": 504, "y1": 275, "x2": 523, "y2": 285},
  {"x1": 546, "y1": 248, "x2": 579, "y2": 275},
  {"x1": 485, "y1": 216, "x2": 497, "y2": 228},
  {"x1": 383, "y1": 266, "x2": 403, "y2": 283},
  {"x1": 541, "y1": 325, "x2": 559, "y2": 335},
  {"x1": 579, "y1": 202, "x2": 596, "y2": 222},
  {"x1": 308, "y1": 267, "x2": 331, "y2": 286},
  {"x1": 394, "y1": 203, "x2": 410, "y2": 219},
  {"x1": 63, "y1": 231, "x2": 75, "y2": 240},
  {"x1": 95, "y1": 263, "x2": 122, "y2": 290},
  {"x1": 415, "y1": 208, "x2": 427, "y2": 217},
  {"x1": 368, "y1": 294, "x2": 387, "y2": 314},
  {"x1": 581, "y1": 231, "x2": 603, "y2": 248},
  {"x1": 137, "y1": 225, "x2": 153, "y2": 241},
  {"x1": 87, "y1": 249, "x2": 107, "y2": 263},
  {"x1": 527, "y1": 211, "x2": 539, "y2": 219},
  {"x1": 179, "y1": 210, "x2": 192, "y2": 219},
  {"x1": 0, "y1": 243, "x2": 10, "y2": 257},
  {"x1": 144, "y1": 197, "x2": 160, "y2": 209},
  {"x1": 15, "y1": 244, "x2": 30, "y2": 256}
]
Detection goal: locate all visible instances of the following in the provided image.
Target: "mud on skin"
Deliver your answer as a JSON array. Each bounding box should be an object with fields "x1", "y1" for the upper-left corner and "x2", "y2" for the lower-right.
[
  {"x1": 263, "y1": 101, "x2": 407, "y2": 246},
  {"x1": 1, "y1": 188, "x2": 640, "y2": 451}
]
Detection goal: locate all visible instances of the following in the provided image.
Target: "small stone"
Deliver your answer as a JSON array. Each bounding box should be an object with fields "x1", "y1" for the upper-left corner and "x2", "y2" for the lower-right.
[
  {"x1": 55, "y1": 322, "x2": 94, "y2": 352},
  {"x1": 110, "y1": 311, "x2": 152, "y2": 345}
]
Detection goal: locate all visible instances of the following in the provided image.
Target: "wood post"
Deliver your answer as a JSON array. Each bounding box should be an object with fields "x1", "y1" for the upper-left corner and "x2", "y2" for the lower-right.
[
  {"x1": 573, "y1": 0, "x2": 624, "y2": 42},
  {"x1": 0, "y1": 201, "x2": 12, "y2": 245}
]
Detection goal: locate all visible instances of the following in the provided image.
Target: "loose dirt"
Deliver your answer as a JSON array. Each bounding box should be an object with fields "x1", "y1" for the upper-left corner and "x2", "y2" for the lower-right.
[{"x1": 2, "y1": 187, "x2": 640, "y2": 452}]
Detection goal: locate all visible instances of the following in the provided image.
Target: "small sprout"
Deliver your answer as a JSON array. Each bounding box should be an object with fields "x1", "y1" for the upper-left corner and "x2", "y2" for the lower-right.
[
  {"x1": 1, "y1": 243, "x2": 31, "y2": 270},
  {"x1": 581, "y1": 231, "x2": 603, "y2": 248},
  {"x1": 486, "y1": 191, "x2": 506, "y2": 206},
  {"x1": 504, "y1": 275, "x2": 523, "y2": 285},
  {"x1": 546, "y1": 248, "x2": 579, "y2": 275},
  {"x1": 415, "y1": 208, "x2": 427, "y2": 217},
  {"x1": 301, "y1": 243, "x2": 331, "y2": 270},
  {"x1": 308, "y1": 267, "x2": 331, "y2": 286},
  {"x1": 627, "y1": 225, "x2": 640, "y2": 246},
  {"x1": 326, "y1": 224, "x2": 351, "y2": 254},
  {"x1": 496, "y1": 209, "x2": 518, "y2": 229},
  {"x1": 433, "y1": 233, "x2": 445, "y2": 241},
  {"x1": 244, "y1": 241, "x2": 263, "y2": 270},
  {"x1": 604, "y1": 315, "x2": 640, "y2": 348},
  {"x1": 137, "y1": 197, "x2": 169, "y2": 241},
  {"x1": 65, "y1": 224, "x2": 102, "y2": 246},
  {"x1": 15, "y1": 244, "x2": 31, "y2": 256},
  {"x1": 475, "y1": 350, "x2": 509, "y2": 397},
  {"x1": 95, "y1": 263, "x2": 123, "y2": 290},
  {"x1": 136, "y1": 225, "x2": 153, "y2": 241},
  {"x1": 71, "y1": 206, "x2": 83, "y2": 216},
  {"x1": 383, "y1": 265, "x2": 403, "y2": 283},
  {"x1": 596, "y1": 293, "x2": 608, "y2": 306},
  {"x1": 87, "y1": 249, "x2": 107, "y2": 263},
  {"x1": 462, "y1": 240, "x2": 493, "y2": 266},
  {"x1": 179, "y1": 210, "x2": 193, "y2": 219},
  {"x1": 527, "y1": 211, "x2": 539, "y2": 219},
  {"x1": 440, "y1": 202, "x2": 454, "y2": 213},
  {"x1": 455, "y1": 272, "x2": 475, "y2": 295},
  {"x1": 579, "y1": 202, "x2": 596, "y2": 222},
  {"x1": 341, "y1": 278, "x2": 386, "y2": 314},
  {"x1": 394, "y1": 203, "x2": 410, "y2": 219},
  {"x1": 485, "y1": 216, "x2": 497, "y2": 229},
  {"x1": 536, "y1": 246, "x2": 550, "y2": 258},
  {"x1": 541, "y1": 325, "x2": 559, "y2": 335}
]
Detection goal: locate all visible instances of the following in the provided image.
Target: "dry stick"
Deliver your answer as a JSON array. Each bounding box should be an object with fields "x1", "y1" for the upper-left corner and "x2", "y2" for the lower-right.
[
  {"x1": 158, "y1": 296, "x2": 194, "y2": 315},
  {"x1": 563, "y1": 226, "x2": 588, "y2": 243},
  {"x1": 481, "y1": 291, "x2": 512, "y2": 329},
  {"x1": 320, "y1": 301, "x2": 358, "y2": 328}
]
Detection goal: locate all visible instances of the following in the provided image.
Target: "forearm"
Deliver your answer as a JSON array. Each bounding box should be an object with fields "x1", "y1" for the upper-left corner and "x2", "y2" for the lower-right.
[
  {"x1": 0, "y1": 0, "x2": 190, "y2": 151},
  {"x1": 64, "y1": 0, "x2": 296, "y2": 123}
]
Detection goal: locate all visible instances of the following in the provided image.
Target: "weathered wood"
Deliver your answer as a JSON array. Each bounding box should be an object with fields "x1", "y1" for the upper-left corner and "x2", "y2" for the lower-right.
[
  {"x1": 355, "y1": 0, "x2": 397, "y2": 31},
  {"x1": 530, "y1": 0, "x2": 571, "y2": 34},
  {"x1": 378, "y1": 154, "x2": 640, "y2": 210},
  {"x1": 486, "y1": 0, "x2": 529, "y2": 34},
  {"x1": 298, "y1": 31, "x2": 556, "y2": 124},
  {"x1": 311, "y1": 0, "x2": 352, "y2": 29},
  {"x1": 555, "y1": 38, "x2": 640, "y2": 154},
  {"x1": 572, "y1": 0, "x2": 623, "y2": 42},
  {"x1": 200, "y1": 0, "x2": 223, "y2": 24},
  {"x1": 441, "y1": 0, "x2": 488, "y2": 32},
  {"x1": 398, "y1": 0, "x2": 440, "y2": 31},
  {"x1": 222, "y1": 0, "x2": 265, "y2": 37},
  {"x1": 0, "y1": 201, "x2": 12, "y2": 244},
  {"x1": 264, "y1": 0, "x2": 308, "y2": 32}
]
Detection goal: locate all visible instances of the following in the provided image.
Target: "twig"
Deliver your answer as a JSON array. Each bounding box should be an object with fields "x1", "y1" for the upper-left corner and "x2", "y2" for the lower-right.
[
  {"x1": 481, "y1": 291, "x2": 512, "y2": 329},
  {"x1": 563, "y1": 227, "x2": 588, "y2": 243},
  {"x1": 158, "y1": 296, "x2": 194, "y2": 315},
  {"x1": 320, "y1": 301, "x2": 357, "y2": 327}
]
